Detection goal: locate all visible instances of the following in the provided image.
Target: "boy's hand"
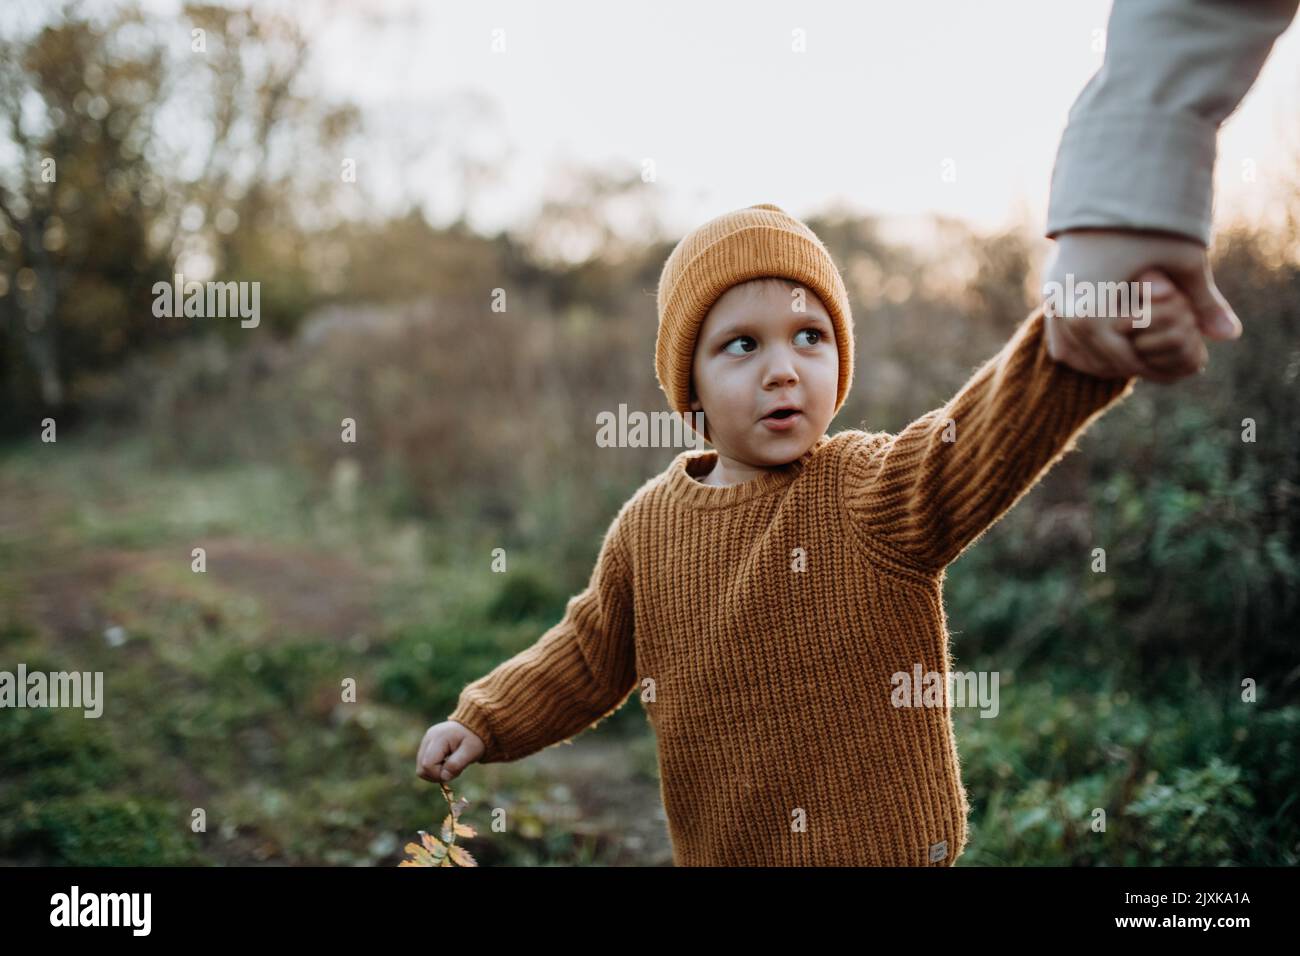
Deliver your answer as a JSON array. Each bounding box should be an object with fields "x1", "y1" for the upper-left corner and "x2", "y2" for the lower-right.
[
  {"x1": 416, "y1": 721, "x2": 484, "y2": 783},
  {"x1": 1112, "y1": 269, "x2": 1210, "y2": 385}
]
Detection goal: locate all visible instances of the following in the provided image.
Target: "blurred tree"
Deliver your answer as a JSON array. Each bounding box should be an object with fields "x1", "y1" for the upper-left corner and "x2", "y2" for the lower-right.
[
  {"x1": 0, "y1": 1, "x2": 359, "y2": 433},
  {"x1": 0, "y1": 2, "x2": 165, "y2": 411}
]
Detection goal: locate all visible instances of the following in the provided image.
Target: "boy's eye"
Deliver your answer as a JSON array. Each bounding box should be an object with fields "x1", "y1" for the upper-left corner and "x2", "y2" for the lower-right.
[{"x1": 722, "y1": 330, "x2": 821, "y2": 356}]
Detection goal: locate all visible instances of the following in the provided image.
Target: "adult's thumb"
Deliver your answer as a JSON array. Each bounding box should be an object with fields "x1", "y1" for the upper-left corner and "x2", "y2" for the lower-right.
[{"x1": 1174, "y1": 259, "x2": 1241, "y2": 341}]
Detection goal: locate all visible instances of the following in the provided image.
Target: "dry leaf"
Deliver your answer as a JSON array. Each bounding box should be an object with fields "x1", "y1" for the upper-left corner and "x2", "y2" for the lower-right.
[{"x1": 398, "y1": 783, "x2": 482, "y2": 867}]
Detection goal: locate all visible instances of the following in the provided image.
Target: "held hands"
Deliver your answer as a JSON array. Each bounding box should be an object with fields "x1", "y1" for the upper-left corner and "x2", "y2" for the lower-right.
[
  {"x1": 1042, "y1": 229, "x2": 1241, "y2": 383},
  {"x1": 1045, "y1": 266, "x2": 1214, "y2": 385},
  {"x1": 417, "y1": 720, "x2": 484, "y2": 783}
]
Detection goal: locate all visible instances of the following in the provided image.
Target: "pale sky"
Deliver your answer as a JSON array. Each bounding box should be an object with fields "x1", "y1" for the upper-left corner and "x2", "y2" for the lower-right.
[{"x1": 313, "y1": 0, "x2": 1300, "y2": 242}]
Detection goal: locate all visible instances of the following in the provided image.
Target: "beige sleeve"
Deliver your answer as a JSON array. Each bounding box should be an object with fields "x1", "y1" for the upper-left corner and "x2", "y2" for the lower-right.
[{"x1": 1046, "y1": 0, "x2": 1298, "y2": 244}]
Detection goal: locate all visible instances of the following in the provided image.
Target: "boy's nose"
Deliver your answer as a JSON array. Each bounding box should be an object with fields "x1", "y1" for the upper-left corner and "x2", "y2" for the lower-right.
[{"x1": 763, "y1": 356, "x2": 799, "y2": 389}]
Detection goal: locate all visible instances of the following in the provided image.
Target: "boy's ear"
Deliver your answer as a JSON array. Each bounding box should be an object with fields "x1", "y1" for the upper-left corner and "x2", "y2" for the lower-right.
[{"x1": 686, "y1": 387, "x2": 709, "y2": 442}]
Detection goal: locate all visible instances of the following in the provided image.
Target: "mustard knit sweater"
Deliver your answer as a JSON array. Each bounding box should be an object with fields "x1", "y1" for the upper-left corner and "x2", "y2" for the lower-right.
[{"x1": 448, "y1": 305, "x2": 1136, "y2": 866}]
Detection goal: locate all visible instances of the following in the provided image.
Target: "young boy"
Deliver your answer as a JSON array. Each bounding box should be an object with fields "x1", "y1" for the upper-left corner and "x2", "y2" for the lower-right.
[{"x1": 417, "y1": 203, "x2": 1207, "y2": 866}]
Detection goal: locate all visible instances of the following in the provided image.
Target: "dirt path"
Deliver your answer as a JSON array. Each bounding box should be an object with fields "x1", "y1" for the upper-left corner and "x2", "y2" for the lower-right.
[
  {"x1": 7, "y1": 535, "x2": 380, "y2": 654},
  {"x1": 524, "y1": 737, "x2": 674, "y2": 866}
]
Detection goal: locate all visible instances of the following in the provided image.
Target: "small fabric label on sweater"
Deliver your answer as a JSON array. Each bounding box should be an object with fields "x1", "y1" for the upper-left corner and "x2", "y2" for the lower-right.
[{"x1": 928, "y1": 840, "x2": 948, "y2": 863}]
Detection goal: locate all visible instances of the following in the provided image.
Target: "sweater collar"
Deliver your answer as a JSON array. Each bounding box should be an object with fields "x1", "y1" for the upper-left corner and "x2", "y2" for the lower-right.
[{"x1": 664, "y1": 434, "x2": 831, "y2": 509}]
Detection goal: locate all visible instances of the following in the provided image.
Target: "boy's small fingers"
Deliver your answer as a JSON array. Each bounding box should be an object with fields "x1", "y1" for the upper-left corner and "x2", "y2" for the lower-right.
[
  {"x1": 417, "y1": 731, "x2": 439, "y2": 766},
  {"x1": 1110, "y1": 313, "x2": 1135, "y2": 335},
  {"x1": 1113, "y1": 305, "x2": 1171, "y2": 335},
  {"x1": 1132, "y1": 330, "x2": 1187, "y2": 353},
  {"x1": 1136, "y1": 340, "x2": 1208, "y2": 378},
  {"x1": 1131, "y1": 301, "x2": 1185, "y2": 334},
  {"x1": 1139, "y1": 351, "x2": 1187, "y2": 374},
  {"x1": 440, "y1": 741, "x2": 474, "y2": 781},
  {"x1": 417, "y1": 732, "x2": 452, "y2": 780},
  {"x1": 416, "y1": 749, "x2": 436, "y2": 780}
]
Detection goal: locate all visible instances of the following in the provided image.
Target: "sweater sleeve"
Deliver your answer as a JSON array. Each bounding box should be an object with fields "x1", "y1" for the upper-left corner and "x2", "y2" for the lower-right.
[
  {"x1": 446, "y1": 509, "x2": 639, "y2": 763},
  {"x1": 841, "y1": 305, "x2": 1137, "y2": 573},
  {"x1": 1045, "y1": 0, "x2": 1298, "y2": 244}
]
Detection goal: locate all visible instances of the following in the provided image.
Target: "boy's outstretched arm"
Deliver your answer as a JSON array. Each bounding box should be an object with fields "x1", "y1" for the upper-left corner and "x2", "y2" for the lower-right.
[
  {"x1": 841, "y1": 304, "x2": 1137, "y2": 573},
  {"x1": 445, "y1": 510, "x2": 638, "y2": 764}
]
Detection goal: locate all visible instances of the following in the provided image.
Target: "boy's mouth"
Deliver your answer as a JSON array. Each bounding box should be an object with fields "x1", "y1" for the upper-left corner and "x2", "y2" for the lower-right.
[
  {"x1": 759, "y1": 405, "x2": 803, "y2": 430},
  {"x1": 759, "y1": 403, "x2": 800, "y2": 421}
]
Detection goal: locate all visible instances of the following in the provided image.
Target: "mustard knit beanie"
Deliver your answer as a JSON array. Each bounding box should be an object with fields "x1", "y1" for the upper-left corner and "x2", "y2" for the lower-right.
[{"x1": 654, "y1": 202, "x2": 855, "y2": 416}]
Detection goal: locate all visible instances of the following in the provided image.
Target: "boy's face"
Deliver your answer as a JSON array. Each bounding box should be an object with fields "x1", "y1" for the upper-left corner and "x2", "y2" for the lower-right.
[{"x1": 688, "y1": 279, "x2": 839, "y2": 467}]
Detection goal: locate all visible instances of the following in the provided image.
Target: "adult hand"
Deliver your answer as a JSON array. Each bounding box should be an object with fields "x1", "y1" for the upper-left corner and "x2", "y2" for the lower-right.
[{"x1": 1041, "y1": 228, "x2": 1242, "y2": 379}]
